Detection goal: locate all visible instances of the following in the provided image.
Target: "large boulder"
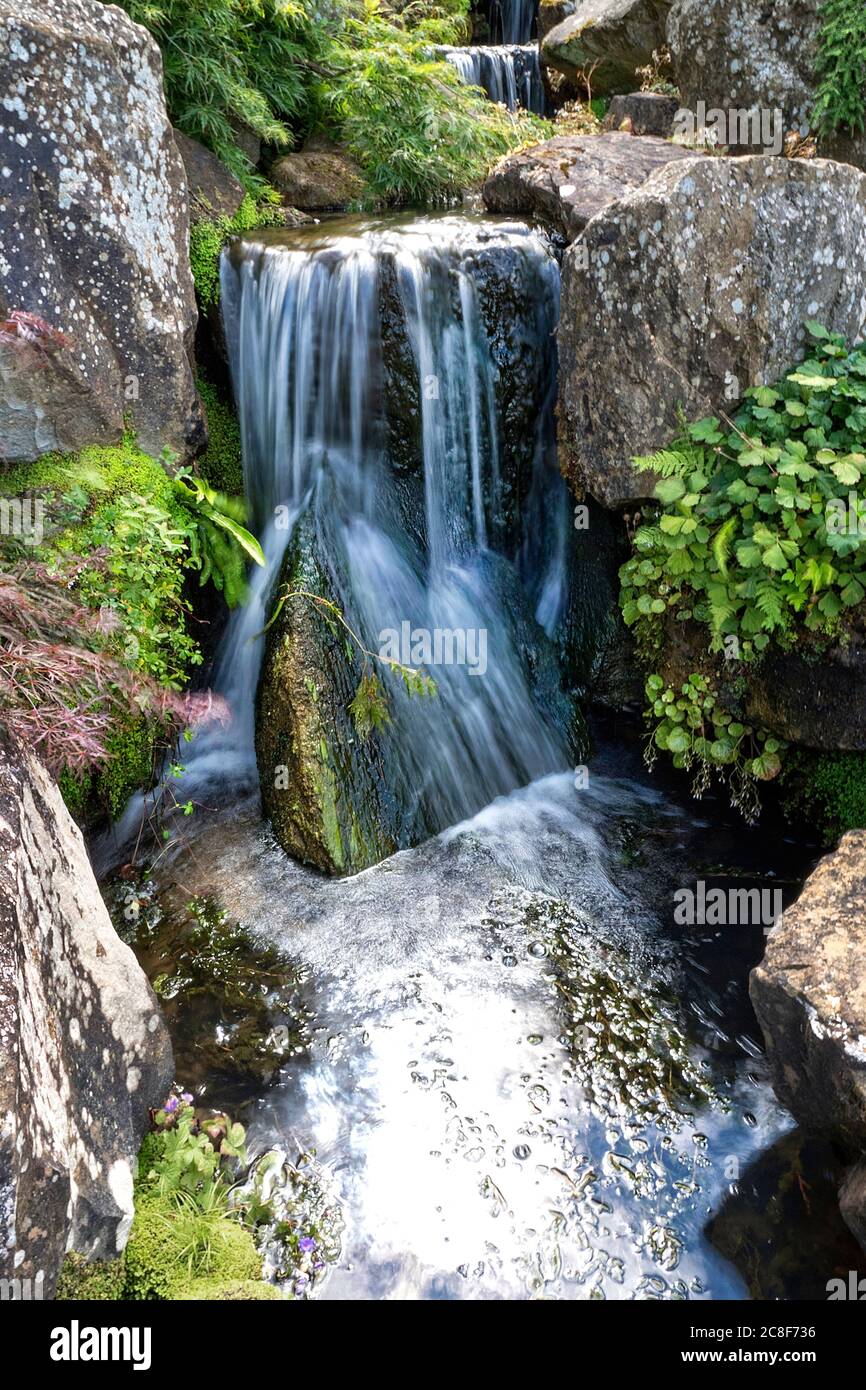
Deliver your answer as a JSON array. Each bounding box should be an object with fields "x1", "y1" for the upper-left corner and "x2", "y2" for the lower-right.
[
  {"x1": 0, "y1": 730, "x2": 173, "y2": 1297},
  {"x1": 751, "y1": 831, "x2": 866, "y2": 1249},
  {"x1": 0, "y1": 0, "x2": 203, "y2": 463},
  {"x1": 541, "y1": 0, "x2": 672, "y2": 96},
  {"x1": 558, "y1": 155, "x2": 866, "y2": 507},
  {"x1": 482, "y1": 131, "x2": 697, "y2": 241},
  {"x1": 667, "y1": 0, "x2": 866, "y2": 170}
]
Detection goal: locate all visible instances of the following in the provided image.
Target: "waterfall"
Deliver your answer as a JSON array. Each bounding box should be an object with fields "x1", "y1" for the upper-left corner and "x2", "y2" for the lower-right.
[
  {"x1": 199, "y1": 217, "x2": 575, "y2": 844},
  {"x1": 487, "y1": 0, "x2": 537, "y2": 44},
  {"x1": 437, "y1": 44, "x2": 547, "y2": 114}
]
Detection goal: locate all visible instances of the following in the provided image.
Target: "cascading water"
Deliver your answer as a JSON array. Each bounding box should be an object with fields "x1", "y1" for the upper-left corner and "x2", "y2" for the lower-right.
[
  {"x1": 105, "y1": 211, "x2": 855, "y2": 1301},
  {"x1": 177, "y1": 216, "x2": 577, "y2": 854},
  {"x1": 437, "y1": 44, "x2": 547, "y2": 114},
  {"x1": 487, "y1": 0, "x2": 537, "y2": 44}
]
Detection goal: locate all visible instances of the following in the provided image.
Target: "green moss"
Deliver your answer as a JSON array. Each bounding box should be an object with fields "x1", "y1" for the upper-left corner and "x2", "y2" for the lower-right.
[
  {"x1": 196, "y1": 375, "x2": 244, "y2": 496},
  {"x1": 95, "y1": 717, "x2": 158, "y2": 819},
  {"x1": 123, "y1": 1192, "x2": 262, "y2": 1300},
  {"x1": 190, "y1": 191, "x2": 284, "y2": 308},
  {"x1": 178, "y1": 1278, "x2": 285, "y2": 1300},
  {"x1": 780, "y1": 749, "x2": 866, "y2": 845},
  {"x1": 56, "y1": 1252, "x2": 126, "y2": 1300}
]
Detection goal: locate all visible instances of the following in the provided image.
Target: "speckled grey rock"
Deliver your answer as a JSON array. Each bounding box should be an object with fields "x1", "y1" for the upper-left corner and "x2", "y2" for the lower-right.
[
  {"x1": 558, "y1": 156, "x2": 866, "y2": 507},
  {"x1": 541, "y1": 0, "x2": 672, "y2": 96},
  {"x1": 666, "y1": 0, "x2": 866, "y2": 169},
  {"x1": 482, "y1": 132, "x2": 697, "y2": 242},
  {"x1": 0, "y1": 729, "x2": 173, "y2": 1297},
  {"x1": 0, "y1": 0, "x2": 203, "y2": 463},
  {"x1": 751, "y1": 831, "x2": 866, "y2": 1249}
]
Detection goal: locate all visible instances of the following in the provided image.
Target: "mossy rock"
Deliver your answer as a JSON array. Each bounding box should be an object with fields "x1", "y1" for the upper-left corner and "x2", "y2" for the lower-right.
[
  {"x1": 56, "y1": 1252, "x2": 126, "y2": 1301},
  {"x1": 196, "y1": 374, "x2": 244, "y2": 496},
  {"x1": 178, "y1": 1278, "x2": 286, "y2": 1300},
  {"x1": 123, "y1": 1193, "x2": 262, "y2": 1300},
  {"x1": 256, "y1": 503, "x2": 400, "y2": 875}
]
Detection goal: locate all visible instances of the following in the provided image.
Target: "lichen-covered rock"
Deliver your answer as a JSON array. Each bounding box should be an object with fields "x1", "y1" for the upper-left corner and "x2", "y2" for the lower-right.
[
  {"x1": 541, "y1": 0, "x2": 672, "y2": 96},
  {"x1": 173, "y1": 128, "x2": 245, "y2": 224},
  {"x1": 558, "y1": 156, "x2": 866, "y2": 506},
  {"x1": 0, "y1": 0, "x2": 203, "y2": 463},
  {"x1": 482, "y1": 131, "x2": 696, "y2": 242},
  {"x1": 751, "y1": 831, "x2": 866, "y2": 1249},
  {"x1": 269, "y1": 141, "x2": 366, "y2": 212},
  {"x1": 0, "y1": 729, "x2": 173, "y2": 1297},
  {"x1": 602, "y1": 92, "x2": 679, "y2": 137},
  {"x1": 666, "y1": 0, "x2": 866, "y2": 170}
]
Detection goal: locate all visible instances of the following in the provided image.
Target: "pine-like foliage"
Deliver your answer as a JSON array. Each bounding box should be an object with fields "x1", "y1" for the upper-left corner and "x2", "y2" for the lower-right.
[{"x1": 813, "y1": 0, "x2": 866, "y2": 137}]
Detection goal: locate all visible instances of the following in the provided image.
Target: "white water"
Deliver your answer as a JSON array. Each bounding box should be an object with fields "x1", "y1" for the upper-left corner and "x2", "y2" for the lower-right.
[
  {"x1": 438, "y1": 44, "x2": 547, "y2": 114},
  {"x1": 489, "y1": 0, "x2": 537, "y2": 44}
]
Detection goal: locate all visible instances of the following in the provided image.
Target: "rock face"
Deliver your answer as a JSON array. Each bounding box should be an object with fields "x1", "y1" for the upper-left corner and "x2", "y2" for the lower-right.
[
  {"x1": 751, "y1": 831, "x2": 866, "y2": 1248},
  {"x1": 666, "y1": 0, "x2": 866, "y2": 170},
  {"x1": 602, "y1": 92, "x2": 679, "y2": 137},
  {"x1": 541, "y1": 0, "x2": 672, "y2": 96},
  {"x1": 482, "y1": 131, "x2": 696, "y2": 241},
  {"x1": 269, "y1": 141, "x2": 366, "y2": 211},
  {"x1": 173, "y1": 129, "x2": 246, "y2": 224},
  {"x1": 0, "y1": 0, "x2": 203, "y2": 463},
  {"x1": 0, "y1": 730, "x2": 173, "y2": 1297},
  {"x1": 558, "y1": 156, "x2": 866, "y2": 506}
]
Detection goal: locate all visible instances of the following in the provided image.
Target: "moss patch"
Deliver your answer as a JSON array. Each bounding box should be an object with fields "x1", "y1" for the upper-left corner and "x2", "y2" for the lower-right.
[
  {"x1": 56, "y1": 1252, "x2": 126, "y2": 1300},
  {"x1": 196, "y1": 374, "x2": 244, "y2": 496}
]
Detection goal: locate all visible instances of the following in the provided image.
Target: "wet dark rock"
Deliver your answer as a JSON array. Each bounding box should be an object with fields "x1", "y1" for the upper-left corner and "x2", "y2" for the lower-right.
[
  {"x1": 602, "y1": 92, "x2": 679, "y2": 137},
  {"x1": 0, "y1": 0, "x2": 203, "y2": 462},
  {"x1": 558, "y1": 156, "x2": 866, "y2": 506},
  {"x1": 667, "y1": 0, "x2": 866, "y2": 170},
  {"x1": 482, "y1": 132, "x2": 697, "y2": 242},
  {"x1": 751, "y1": 831, "x2": 866, "y2": 1250},
  {"x1": 173, "y1": 129, "x2": 246, "y2": 223},
  {"x1": 0, "y1": 729, "x2": 173, "y2": 1297},
  {"x1": 541, "y1": 0, "x2": 672, "y2": 96}
]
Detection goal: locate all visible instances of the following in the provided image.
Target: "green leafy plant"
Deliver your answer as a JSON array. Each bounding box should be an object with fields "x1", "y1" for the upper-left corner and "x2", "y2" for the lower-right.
[
  {"x1": 621, "y1": 328, "x2": 866, "y2": 663},
  {"x1": 173, "y1": 471, "x2": 264, "y2": 607},
  {"x1": 813, "y1": 0, "x2": 866, "y2": 139},
  {"x1": 620, "y1": 327, "x2": 866, "y2": 817},
  {"x1": 644, "y1": 673, "x2": 786, "y2": 821}
]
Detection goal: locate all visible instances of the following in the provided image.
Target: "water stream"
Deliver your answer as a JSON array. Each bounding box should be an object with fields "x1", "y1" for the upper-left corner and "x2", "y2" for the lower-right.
[
  {"x1": 437, "y1": 44, "x2": 547, "y2": 115},
  {"x1": 103, "y1": 212, "x2": 859, "y2": 1300}
]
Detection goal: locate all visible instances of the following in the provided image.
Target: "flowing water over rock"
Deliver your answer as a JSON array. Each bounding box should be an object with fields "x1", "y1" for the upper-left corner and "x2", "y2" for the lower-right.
[
  {"x1": 437, "y1": 44, "x2": 547, "y2": 114},
  {"x1": 488, "y1": 0, "x2": 537, "y2": 45},
  {"x1": 100, "y1": 210, "x2": 859, "y2": 1299}
]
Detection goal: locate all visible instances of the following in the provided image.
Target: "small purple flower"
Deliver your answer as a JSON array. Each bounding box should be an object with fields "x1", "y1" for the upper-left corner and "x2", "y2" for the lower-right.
[
  {"x1": 298, "y1": 1236, "x2": 317, "y2": 1254},
  {"x1": 164, "y1": 1096, "x2": 179, "y2": 1114},
  {"x1": 180, "y1": 1092, "x2": 194, "y2": 1104}
]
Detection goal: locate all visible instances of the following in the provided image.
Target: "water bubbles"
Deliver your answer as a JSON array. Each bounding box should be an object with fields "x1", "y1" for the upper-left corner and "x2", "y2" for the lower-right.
[
  {"x1": 527, "y1": 941, "x2": 547, "y2": 958},
  {"x1": 513, "y1": 1143, "x2": 532, "y2": 1160},
  {"x1": 502, "y1": 953, "x2": 518, "y2": 968}
]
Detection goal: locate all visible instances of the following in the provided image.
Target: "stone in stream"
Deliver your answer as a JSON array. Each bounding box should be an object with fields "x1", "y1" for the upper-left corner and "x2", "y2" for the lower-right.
[
  {"x1": 0, "y1": 729, "x2": 173, "y2": 1297},
  {"x1": 558, "y1": 155, "x2": 866, "y2": 507},
  {"x1": 481, "y1": 130, "x2": 698, "y2": 242},
  {"x1": 0, "y1": 0, "x2": 203, "y2": 462},
  {"x1": 540, "y1": 0, "x2": 673, "y2": 96},
  {"x1": 666, "y1": 0, "x2": 866, "y2": 171},
  {"x1": 751, "y1": 830, "x2": 866, "y2": 1253}
]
